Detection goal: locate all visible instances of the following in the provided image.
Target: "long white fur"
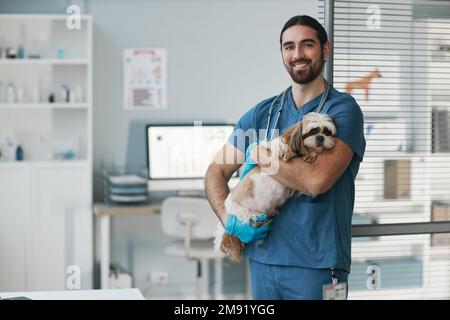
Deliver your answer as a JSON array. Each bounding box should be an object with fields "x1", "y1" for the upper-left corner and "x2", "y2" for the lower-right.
[
  {"x1": 214, "y1": 136, "x2": 291, "y2": 251},
  {"x1": 214, "y1": 112, "x2": 337, "y2": 254}
]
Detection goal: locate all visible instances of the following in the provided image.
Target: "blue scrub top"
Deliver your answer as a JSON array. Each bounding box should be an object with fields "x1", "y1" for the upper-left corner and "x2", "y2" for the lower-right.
[{"x1": 228, "y1": 86, "x2": 366, "y2": 272}]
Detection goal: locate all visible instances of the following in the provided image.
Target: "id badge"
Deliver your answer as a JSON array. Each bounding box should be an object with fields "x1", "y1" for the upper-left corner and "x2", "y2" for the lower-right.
[{"x1": 322, "y1": 282, "x2": 347, "y2": 300}]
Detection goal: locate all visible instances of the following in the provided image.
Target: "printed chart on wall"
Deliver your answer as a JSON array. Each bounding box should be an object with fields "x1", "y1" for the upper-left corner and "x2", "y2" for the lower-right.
[{"x1": 123, "y1": 48, "x2": 167, "y2": 110}]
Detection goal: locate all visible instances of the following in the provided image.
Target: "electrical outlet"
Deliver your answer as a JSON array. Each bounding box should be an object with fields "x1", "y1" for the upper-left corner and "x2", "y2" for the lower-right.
[{"x1": 150, "y1": 271, "x2": 169, "y2": 285}]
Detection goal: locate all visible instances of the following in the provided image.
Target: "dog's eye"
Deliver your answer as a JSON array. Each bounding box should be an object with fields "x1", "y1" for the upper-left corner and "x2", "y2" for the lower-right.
[
  {"x1": 323, "y1": 128, "x2": 332, "y2": 136},
  {"x1": 309, "y1": 128, "x2": 318, "y2": 135}
]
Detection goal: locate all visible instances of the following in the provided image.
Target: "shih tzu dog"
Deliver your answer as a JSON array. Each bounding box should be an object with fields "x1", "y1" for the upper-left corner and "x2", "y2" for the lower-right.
[{"x1": 214, "y1": 112, "x2": 337, "y2": 262}]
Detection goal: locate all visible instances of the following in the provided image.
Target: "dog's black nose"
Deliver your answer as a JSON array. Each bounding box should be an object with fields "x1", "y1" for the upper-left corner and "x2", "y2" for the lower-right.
[{"x1": 316, "y1": 135, "x2": 324, "y2": 144}]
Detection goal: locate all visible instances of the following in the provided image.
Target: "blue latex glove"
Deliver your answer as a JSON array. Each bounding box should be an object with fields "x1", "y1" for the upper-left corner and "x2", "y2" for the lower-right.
[
  {"x1": 240, "y1": 141, "x2": 259, "y2": 180},
  {"x1": 225, "y1": 214, "x2": 271, "y2": 244}
]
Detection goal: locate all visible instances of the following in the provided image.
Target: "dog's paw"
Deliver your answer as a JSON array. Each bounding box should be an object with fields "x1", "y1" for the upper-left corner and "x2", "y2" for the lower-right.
[
  {"x1": 303, "y1": 153, "x2": 317, "y2": 163},
  {"x1": 220, "y1": 234, "x2": 244, "y2": 263},
  {"x1": 280, "y1": 148, "x2": 296, "y2": 161}
]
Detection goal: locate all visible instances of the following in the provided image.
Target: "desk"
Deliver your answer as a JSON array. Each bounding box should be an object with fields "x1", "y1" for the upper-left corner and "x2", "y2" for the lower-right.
[
  {"x1": 0, "y1": 288, "x2": 145, "y2": 300},
  {"x1": 94, "y1": 203, "x2": 160, "y2": 289},
  {"x1": 94, "y1": 201, "x2": 252, "y2": 299}
]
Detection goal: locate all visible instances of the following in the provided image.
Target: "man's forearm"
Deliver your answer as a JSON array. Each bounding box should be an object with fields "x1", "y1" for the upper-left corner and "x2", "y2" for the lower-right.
[
  {"x1": 251, "y1": 145, "x2": 317, "y2": 195},
  {"x1": 260, "y1": 148, "x2": 350, "y2": 196},
  {"x1": 251, "y1": 140, "x2": 354, "y2": 198},
  {"x1": 205, "y1": 167, "x2": 231, "y2": 226},
  {"x1": 270, "y1": 157, "x2": 318, "y2": 195}
]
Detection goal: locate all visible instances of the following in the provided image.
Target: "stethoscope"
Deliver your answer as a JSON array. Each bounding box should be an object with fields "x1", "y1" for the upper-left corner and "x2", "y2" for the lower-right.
[{"x1": 265, "y1": 79, "x2": 331, "y2": 141}]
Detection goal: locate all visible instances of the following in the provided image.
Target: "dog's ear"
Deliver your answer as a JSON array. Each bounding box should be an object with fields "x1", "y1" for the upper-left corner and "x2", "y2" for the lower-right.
[
  {"x1": 295, "y1": 121, "x2": 307, "y2": 156},
  {"x1": 284, "y1": 121, "x2": 306, "y2": 156},
  {"x1": 282, "y1": 124, "x2": 295, "y2": 148}
]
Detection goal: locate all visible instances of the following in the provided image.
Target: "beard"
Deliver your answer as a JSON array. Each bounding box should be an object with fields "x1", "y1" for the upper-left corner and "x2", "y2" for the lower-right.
[{"x1": 284, "y1": 54, "x2": 326, "y2": 85}]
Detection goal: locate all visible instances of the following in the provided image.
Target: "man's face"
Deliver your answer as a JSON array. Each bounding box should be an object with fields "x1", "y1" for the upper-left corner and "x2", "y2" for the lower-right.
[{"x1": 280, "y1": 25, "x2": 329, "y2": 85}]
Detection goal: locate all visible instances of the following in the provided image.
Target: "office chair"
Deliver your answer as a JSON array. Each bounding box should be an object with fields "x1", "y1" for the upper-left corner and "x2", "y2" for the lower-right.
[{"x1": 161, "y1": 197, "x2": 225, "y2": 299}]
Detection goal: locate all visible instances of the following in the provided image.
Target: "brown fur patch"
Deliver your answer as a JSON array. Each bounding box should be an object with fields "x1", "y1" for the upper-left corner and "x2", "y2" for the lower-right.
[
  {"x1": 231, "y1": 168, "x2": 260, "y2": 207},
  {"x1": 279, "y1": 144, "x2": 297, "y2": 161},
  {"x1": 220, "y1": 234, "x2": 244, "y2": 262}
]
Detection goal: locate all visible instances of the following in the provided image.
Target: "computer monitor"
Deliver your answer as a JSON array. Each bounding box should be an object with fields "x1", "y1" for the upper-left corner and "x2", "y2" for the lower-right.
[{"x1": 146, "y1": 124, "x2": 239, "y2": 191}]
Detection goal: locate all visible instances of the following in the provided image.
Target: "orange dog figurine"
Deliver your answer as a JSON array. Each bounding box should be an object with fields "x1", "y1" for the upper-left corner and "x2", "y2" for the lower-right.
[{"x1": 345, "y1": 69, "x2": 381, "y2": 100}]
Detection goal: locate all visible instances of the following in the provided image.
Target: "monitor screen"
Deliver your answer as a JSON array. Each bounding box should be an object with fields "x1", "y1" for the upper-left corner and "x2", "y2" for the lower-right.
[{"x1": 146, "y1": 124, "x2": 235, "y2": 180}]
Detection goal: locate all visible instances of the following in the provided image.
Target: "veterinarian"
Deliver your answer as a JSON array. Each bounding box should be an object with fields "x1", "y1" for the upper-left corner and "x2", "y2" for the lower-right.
[{"x1": 205, "y1": 15, "x2": 366, "y2": 300}]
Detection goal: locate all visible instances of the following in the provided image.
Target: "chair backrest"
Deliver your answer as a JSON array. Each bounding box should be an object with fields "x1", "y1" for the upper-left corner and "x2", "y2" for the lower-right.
[{"x1": 161, "y1": 197, "x2": 218, "y2": 240}]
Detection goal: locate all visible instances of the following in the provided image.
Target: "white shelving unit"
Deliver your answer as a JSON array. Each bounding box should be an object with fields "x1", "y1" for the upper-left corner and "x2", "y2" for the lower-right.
[
  {"x1": 0, "y1": 14, "x2": 93, "y2": 291},
  {"x1": 0, "y1": 103, "x2": 88, "y2": 109},
  {"x1": 0, "y1": 59, "x2": 89, "y2": 65}
]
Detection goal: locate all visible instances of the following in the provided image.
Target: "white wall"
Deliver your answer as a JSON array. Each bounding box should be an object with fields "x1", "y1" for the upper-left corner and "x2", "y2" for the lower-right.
[
  {"x1": 89, "y1": 0, "x2": 320, "y2": 297},
  {"x1": 88, "y1": 0, "x2": 320, "y2": 182},
  {"x1": 0, "y1": 0, "x2": 320, "y2": 297}
]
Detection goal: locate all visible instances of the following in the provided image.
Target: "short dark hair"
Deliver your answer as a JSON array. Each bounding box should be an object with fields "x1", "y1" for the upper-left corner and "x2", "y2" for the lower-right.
[{"x1": 279, "y1": 15, "x2": 328, "y2": 47}]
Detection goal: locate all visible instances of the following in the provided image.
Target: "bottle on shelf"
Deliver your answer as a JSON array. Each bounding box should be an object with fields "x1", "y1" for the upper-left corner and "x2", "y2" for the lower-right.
[
  {"x1": 17, "y1": 45, "x2": 25, "y2": 59},
  {"x1": 61, "y1": 84, "x2": 70, "y2": 103},
  {"x1": 16, "y1": 144, "x2": 24, "y2": 161},
  {"x1": 37, "y1": 33, "x2": 49, "y2": 59},
  {"x1": 17, "y1": 23, "x2": 27, "y2": 59},
  {"x1": 32, "y1": 77, "x2": 45, "y2": 103},
  {"x1": 16, "y1": 85, "x2": 25, "y2": 103},
  {"x1": 4, "y1": 136, "x2": 17, "y2": 161},
  {"x1": 0, "y1": 80, "x2": 3, "y2": 103},
  {"x1": 0, "y1": 37, "x2": 5, "y2": 59},
  {"x1": 30, "y1": 86, "x2": 41, "y2": 103},
  {"x1": 28, "y1": 38, "x2": 41, "y2": 59},
  {"x1": 48, "y1": 92, "x2": 55, "y2": 103},
  {"x1": 6, "y1": 47, "x2": 17, "y2": 59},
  {"x1": 4, "y1": 82, "x2": 17, "y2": 103},
  {"x1": 56, "y1": 46, "x2": 65, "y2": 59},
  {"x1": 72, "y1": 85, "x2": 83, "y2": 103}
]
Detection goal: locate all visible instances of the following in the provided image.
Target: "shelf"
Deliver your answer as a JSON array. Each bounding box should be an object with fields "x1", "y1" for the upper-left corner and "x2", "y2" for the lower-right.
[
  {"x1": 0, "y1": 59, "x2": 89, "y2": 65},
  {"x1": 0, "y1": 160, "x2": 89, "y2": 168},
  {"x1": 0, "y1": 14, "x2": 91, "y2": 21},
  {"x1": 0, "y1": 13, "x2": 93, "y2": 293},
  {"x1": 0, "y1": 103, "x2": 88, "y2": 109}
]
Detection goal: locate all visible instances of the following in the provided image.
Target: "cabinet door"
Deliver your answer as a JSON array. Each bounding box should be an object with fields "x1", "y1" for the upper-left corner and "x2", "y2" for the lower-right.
[
  {"x1": 30, "y1": 164, "x2": 92, "y2": 291},
  {"x1": 0, "y1": 165, "x2": 32, "y2": 291}
]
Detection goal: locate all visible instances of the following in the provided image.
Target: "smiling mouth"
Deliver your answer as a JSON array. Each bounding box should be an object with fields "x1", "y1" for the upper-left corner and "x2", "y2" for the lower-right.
[{"x1": 292, "y1": 62, "x2": 310, "y2": 70}]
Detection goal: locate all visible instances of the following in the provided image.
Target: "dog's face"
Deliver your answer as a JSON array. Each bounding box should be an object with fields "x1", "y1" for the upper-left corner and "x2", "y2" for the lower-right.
[
  {"x1": 301, "y1": 112, "x2": 336, "y2": 153},
  {"x1": 282, "y1": 112, "x2": 336, "y2": 157}
]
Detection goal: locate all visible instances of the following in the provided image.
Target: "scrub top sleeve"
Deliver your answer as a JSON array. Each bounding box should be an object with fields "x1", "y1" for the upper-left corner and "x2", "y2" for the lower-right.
[
  {"x1": 331, "y1": 96, "x2": 366, "y2": 162},
  {"x1": 227, "y1": 106, "x2": 258, "y2": 154}
]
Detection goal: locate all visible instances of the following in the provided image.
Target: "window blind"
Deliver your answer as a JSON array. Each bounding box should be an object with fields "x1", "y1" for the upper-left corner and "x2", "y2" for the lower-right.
[{"x1": 319, "y1": 0, "x2": 450, "y2": 299}]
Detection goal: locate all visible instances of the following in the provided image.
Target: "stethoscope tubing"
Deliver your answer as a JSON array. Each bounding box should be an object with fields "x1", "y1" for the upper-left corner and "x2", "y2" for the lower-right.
[{"x1": 265, "y1": 80, "x2": 331, "y2": 141}]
